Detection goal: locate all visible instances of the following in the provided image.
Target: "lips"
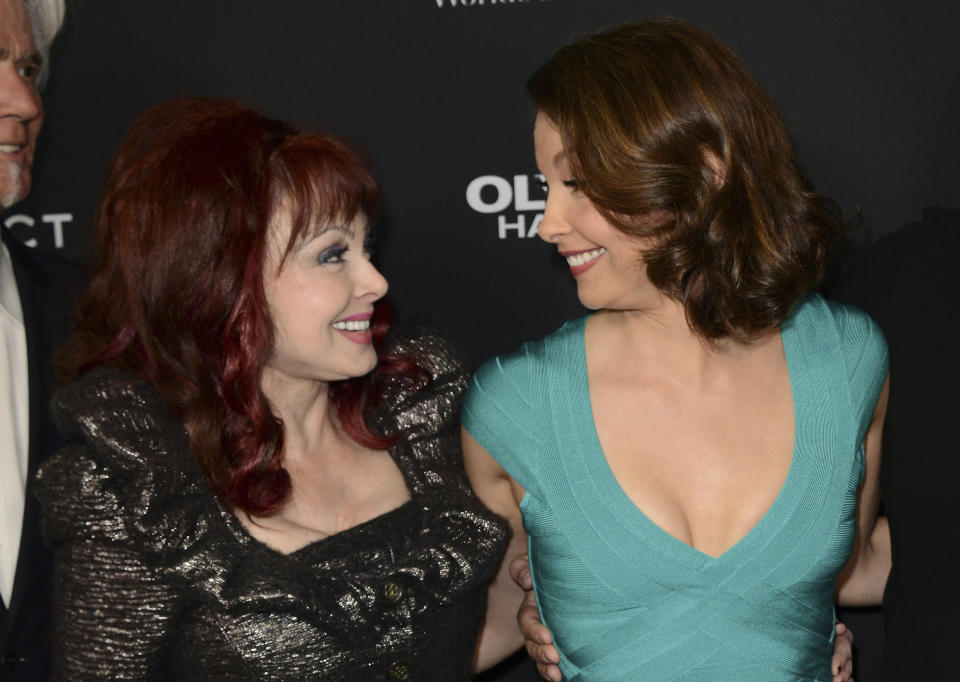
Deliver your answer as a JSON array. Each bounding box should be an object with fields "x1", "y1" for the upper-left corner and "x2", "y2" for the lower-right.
[
  {"x1": 560, "y1": 247, "x2": 606, "y2": 277},
  {"x1": 332, "y1": 312, "x2": 374, "y2": 344},
  {"x1": 0, "y1": 143, "x2": 26, "y2": 156}
]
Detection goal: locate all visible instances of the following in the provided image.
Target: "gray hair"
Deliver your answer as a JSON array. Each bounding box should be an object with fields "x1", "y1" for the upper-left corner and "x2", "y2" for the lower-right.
[{"x1": 23, "y1": 0, "x2": 66, "y2": 88}]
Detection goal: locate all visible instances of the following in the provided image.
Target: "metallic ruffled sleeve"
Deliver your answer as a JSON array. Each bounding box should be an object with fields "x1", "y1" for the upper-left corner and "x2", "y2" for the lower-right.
[
  {"x1": 36, "y1": 375, "x2": 197, "y2": 681},
  {"x1": 373, "y1": 322, "x2": 509, "y2": 598},
  {"x1": 374, "y1": 322, "x2": 472, "y2": 489}
]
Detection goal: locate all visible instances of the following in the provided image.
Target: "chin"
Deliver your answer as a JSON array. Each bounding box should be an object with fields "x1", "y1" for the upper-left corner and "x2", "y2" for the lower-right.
[
  {"x1": 0, "y1": 168, "x2": 27, "y2": 209},
  {"x1": 578, "y1": 299, "x2": 605, "y2": 311},
  {"x1": 354, "y1": 351, "x2": 379, "y2": 377},
  {"x1": 575, "y1": 286, "x2": 610, "y2": 311}
]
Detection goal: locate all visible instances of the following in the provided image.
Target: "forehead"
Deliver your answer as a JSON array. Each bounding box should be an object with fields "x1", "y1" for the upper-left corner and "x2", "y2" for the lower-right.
[
  {"x1": 0, "y1": 0, "x2": 36, "y2": 55},
  {"x1": 533, "y1": 113, "x2": 566, "y2": 170},
  {"x1": 268, "y1": 203, "x2": 366, "y2": 251}
]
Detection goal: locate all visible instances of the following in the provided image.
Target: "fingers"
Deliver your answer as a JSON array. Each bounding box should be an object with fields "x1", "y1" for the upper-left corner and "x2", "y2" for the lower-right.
[
  {"x1": 526, "y1": 634, "x2": 561, "y2": 681},
  {"x1": 518, "y1": 592, "x2": 552, "y2": 645},
  {"x1": 831, "y1": 650, "x2": 854, "y2": 682},
  {"x1": 536, "y1": 661, "x2": 563, "y2": 681},
  {"x1": 511, "y1": 554, "x2": 561, "y2": 679},
  {"x1": 517, "y1": 585, "x2": 561, "y2": 679},
  {"x1": 835, "y1": 622, "x2": 854, "y2": 643},
  {"x1": 509, "y1": 553, "x2": 533, "y2": 590},
  {"x1": 831, "y1": 621, "x2": 855, "y2": 682}
]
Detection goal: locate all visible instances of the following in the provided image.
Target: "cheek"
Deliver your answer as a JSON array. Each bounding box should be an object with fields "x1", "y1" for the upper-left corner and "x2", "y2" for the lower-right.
[
  {"x1": 573, "y1": 204, "x2": 604, "y2": 229},
  {"x1": 28, "y1": 118, "x2": 42, "y2": 148},
  {"x1": 574, "y1": 205, "x2": 620, "y2": 243}
]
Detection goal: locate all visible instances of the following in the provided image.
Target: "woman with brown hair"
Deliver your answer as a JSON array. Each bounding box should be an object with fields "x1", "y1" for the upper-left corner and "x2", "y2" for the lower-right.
[
  {"x1": 35, "y1": 97, "x2": 512, "y2": 680},
  {"x1": 464, "y1": 18, "x2": 889, "y2": 681}
]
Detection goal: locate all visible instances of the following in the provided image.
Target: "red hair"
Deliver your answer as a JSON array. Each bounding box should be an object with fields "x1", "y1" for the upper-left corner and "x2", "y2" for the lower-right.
[{"x1": 60, "y1": 97, "x2": 427, "y2": 515}]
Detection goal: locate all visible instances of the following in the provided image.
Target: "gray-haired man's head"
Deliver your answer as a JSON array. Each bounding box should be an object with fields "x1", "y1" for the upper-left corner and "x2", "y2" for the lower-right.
[{"x1": 0, "y1": 0, "x2": 63, "y2": 207}]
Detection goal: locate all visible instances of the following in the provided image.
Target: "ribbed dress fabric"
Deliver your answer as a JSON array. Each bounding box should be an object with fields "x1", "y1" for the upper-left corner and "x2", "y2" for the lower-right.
[{"x1": 463, "y1": 294, "x2": 888, "y2": 681}]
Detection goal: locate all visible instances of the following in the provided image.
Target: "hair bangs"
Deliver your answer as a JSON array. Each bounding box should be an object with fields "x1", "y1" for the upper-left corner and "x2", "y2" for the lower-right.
[{"x1": 269, "y1": 134, "x2": 380, "y2": 257}]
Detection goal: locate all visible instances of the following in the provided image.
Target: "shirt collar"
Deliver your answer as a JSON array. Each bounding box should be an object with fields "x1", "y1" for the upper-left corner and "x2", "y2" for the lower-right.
[{"x1": 0, "y1": 242, "x2": 24, "y2": 325}]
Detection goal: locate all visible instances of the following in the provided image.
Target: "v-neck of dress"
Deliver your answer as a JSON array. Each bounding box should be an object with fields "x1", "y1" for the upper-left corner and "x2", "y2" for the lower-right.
[{"x1": 565, "y1": 312, "x2": 806, "y2": 569}]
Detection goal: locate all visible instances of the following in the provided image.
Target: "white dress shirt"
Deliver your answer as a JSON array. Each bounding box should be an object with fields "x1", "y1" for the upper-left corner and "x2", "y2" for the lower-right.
[{"x1": 0, "y1": 241, "x2": 29, "y2": 608}]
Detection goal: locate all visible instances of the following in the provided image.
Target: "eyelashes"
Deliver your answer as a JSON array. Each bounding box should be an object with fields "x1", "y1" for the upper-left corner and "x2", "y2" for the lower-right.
[
  {"x1": 316, "y1": 245, "x2": 348, "y2": 265},
  {"x1": 16, "y1": 55, "x2": 42, "y2": 85},
  {"x1": 536, "y1": 178, "x2": 582, "y2": 194},
  {"x1": 18, "y1": 64, "x2": 40, "y2": 83},
  {"x1": 315, "y1": 233, "x2": 378, "y2": 266}
]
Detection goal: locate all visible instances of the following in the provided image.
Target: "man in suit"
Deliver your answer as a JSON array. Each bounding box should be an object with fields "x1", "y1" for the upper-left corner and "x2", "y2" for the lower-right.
[{"x1": 0, "y1": 0, "x2": 70, "y2": 678}]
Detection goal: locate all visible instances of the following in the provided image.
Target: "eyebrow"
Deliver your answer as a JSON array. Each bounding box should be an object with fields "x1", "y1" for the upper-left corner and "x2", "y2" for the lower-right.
[
  {"x1": 294, "y1": 222, "x2": 362, "y2": 252},
  {"x1": 0, "y1": 48, "x2": 42, "y2": 67},
  {"x1": 17, "y1": 53, "x2": 43, "y2": 71},
  {"x1": 551, "y1": 149, "x2": 568, "y2": 169}
]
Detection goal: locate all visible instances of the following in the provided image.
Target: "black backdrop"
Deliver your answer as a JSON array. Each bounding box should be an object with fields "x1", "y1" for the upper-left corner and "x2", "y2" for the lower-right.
[{"x1": 5, "y1": 1, "x2": 959, "y2": 679}]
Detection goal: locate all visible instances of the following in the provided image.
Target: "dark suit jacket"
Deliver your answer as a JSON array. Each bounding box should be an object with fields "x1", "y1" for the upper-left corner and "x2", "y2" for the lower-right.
[{"x1": 1, "y1": 231, "x2": 80, "y2": 681}]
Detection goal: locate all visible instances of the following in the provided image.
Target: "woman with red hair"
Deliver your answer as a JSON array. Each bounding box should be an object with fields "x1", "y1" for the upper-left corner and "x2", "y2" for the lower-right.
[{"x1": 36, "y1": 97, "x2": 509, "y2": 680}]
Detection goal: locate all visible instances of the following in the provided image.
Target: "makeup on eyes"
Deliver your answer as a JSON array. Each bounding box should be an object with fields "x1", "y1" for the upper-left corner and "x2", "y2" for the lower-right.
[{"x1": 316, "y1": 244, "x2": 348, "y2": 265}]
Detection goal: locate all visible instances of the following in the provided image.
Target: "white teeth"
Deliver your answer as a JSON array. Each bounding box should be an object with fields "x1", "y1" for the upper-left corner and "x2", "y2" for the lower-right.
[
  {"x1": 332, "y1": 319, "x2": 371, "y2": 331},
  {"x1": 566, "y1": 248, "x2": 606, "y2": 267},
  {"x1": 0, "y1": 145, "x2": 23, "y2": 154}
]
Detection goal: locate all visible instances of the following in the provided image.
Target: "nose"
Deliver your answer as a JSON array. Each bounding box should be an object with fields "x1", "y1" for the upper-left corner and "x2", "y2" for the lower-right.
[
  {"x1": 536, "y1": 194, "x2": 571, "y2": 244},
  {"x1": 0, "y1": 63, "x2": 42, "y2": 123},
  {"x1": 356, "y1": 257, "x2": 389, "y2": 302}
]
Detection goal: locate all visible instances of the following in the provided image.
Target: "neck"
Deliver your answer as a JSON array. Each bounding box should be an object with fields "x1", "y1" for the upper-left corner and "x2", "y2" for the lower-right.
[
  {"x1": 259, "y1": 369, "x2": 341, "y2": 462},
  {"x1": 593, "y1": 297, "x2": 767, "y2": 388}
]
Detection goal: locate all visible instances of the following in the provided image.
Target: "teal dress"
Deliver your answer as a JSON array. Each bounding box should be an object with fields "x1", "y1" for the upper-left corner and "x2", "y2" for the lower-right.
[{"x1": 462, "y1": 295, "x2": 888, "y2": 681}]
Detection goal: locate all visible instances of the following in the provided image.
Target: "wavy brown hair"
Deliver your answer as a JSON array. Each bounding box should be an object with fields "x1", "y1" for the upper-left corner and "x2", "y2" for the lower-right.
[
  {"x1": 528, "y1": 18, "x2": 841, "y2": 340},
  {"x1": 59, "y1": 97, "x2": 426, "y2": 515}
]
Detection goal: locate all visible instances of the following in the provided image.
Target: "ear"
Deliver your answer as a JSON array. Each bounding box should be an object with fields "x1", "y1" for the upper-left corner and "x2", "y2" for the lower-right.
[{"x1": 701, "y1": 146, "x2": 727, "y2": 188}]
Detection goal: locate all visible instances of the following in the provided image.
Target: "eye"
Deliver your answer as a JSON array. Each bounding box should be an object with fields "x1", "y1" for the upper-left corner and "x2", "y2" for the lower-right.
[
  {"x1": 317, "y1": 245, "x2": 348, "y2": 265},
  {"x1": 562, "y1": 179, "x2": 581, "y2": 191},
  {"x1": 17, "y1": 58, "x2": 41, "y2": 84},
  {"x1": 18, "y1": 65, "x2": 39, "y2": 82}
]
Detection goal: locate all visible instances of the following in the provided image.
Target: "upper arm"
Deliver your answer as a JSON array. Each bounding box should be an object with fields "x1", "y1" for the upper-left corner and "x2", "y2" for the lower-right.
[
  {"x1": 827, "y1": 302, "x2": 890, "y2": 606},
  {"x1": 463, "y1": 428, "x2": 530, "y2": 671},
  {"x1": 859, "y1": 373, "x2": 889, "y2": 530},
  {"x1": 51, "y1": 529, "x2": 181, "y2": 679},
  {"x1": 38, "y1": 447, "x2": 182, "y2": 679},
  {"x1": 835, "y1": 374, "x2": 891, "y2": 606},
  {"x1": 460, "y1": 349, "x2": 546, "y2": 669}
]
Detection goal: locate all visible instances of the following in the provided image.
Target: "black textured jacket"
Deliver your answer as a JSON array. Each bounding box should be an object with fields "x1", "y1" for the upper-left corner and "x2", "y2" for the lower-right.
[{"x1": 36, "y1": 328, "x2": 508, "y2": 681}]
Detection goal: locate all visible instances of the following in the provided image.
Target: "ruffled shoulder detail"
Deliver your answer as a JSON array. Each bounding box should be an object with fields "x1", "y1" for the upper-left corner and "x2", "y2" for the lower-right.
[
  {"x1": 37, "y1": 367, "x2": 219, "y2": 567},
  {"x1": 374, "y1": 320, "x2": 469, "y2": 438},
  {"x1": 36, "y1": 354, "x2": 506, "y2": 631},
  {"x1": 368, "y1": 322, "x2": 475, "y2": 495}
]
